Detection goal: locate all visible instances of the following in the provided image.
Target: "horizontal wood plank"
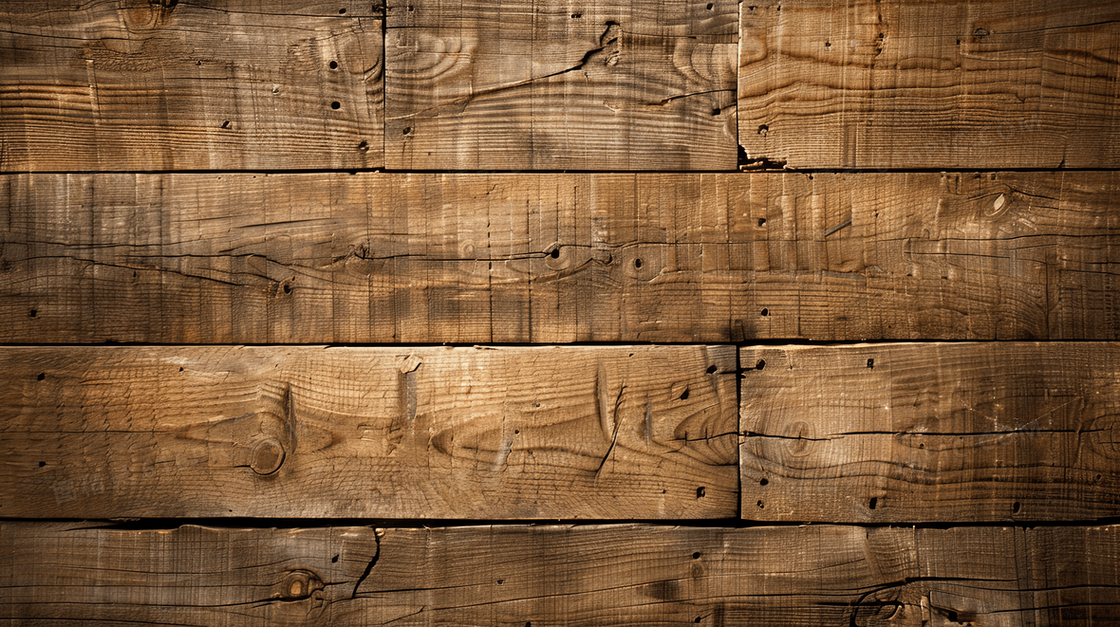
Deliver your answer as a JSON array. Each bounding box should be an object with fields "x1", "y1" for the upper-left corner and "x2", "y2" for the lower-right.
[
  {"x1": 4, "y1": 522, "x2": 1120, "y2": 625},
  {"x1": 0, "y1": 345, "x2": 737, "y2": 519},
  {"x1": 739, "y1": 0, "x2": 1120, "y2": 169},
  {"x1": 384, "y1": 0, "x2": 738, "y2": 170},
  {"x1": 2, "y1": 171, "x2": 1118, "y2": 343},
  {"x1": 0, "y1": 1, "x2": 383, "y2": 172},
  {"x1": 740, "y1": 342, "x2": 1120, "y2": 522}
]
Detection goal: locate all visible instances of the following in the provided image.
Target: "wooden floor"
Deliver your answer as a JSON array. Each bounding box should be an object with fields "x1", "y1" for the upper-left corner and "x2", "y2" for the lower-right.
[{"x1": 2, "y1": 0, "x2": 1119, "y2": 624}]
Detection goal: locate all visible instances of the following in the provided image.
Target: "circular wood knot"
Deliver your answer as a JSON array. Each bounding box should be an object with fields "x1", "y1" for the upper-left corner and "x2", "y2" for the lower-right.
[
  {"x1": 279, "y1": 569, "x2": 323, "y2": 601},
  {"x1": 250, "y1": 438, "x2": 286, "y2": 475}
]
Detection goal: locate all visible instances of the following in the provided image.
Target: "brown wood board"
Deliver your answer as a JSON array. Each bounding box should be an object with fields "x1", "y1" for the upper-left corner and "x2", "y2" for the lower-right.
[
  {"x1": 4, "y1": 522, "x2": 1120, "y2": 625},
  {"x1": 0, "y1": 1, "x2": 383, "y2": 172},
  {"x1": 738, "y1": 0, "x2": 1120, "y2": 169},
  {"x1": 740, "y1": 342, "x2": 1120, "y2": 523},
  {"x1": 0, "y1": 345, "x2": 737, "y2": 519},
  {"x1": 384, "y1": 0, "x2": 738, "y2": 170},
  {"x1": 2, "y1": 171, "x2": 1119, "y2": 343}
]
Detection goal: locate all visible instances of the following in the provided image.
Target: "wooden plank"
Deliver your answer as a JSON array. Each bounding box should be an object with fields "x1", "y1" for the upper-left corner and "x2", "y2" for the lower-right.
[
  {"x1": 0, "y1": 1, "x2": 383, "y2": 172},
  {"x1": 384, "y1": 0, "x2": 738, "y2": 170},
  {"x1": 738, "y1": 0, "x2": 1120, "y2": 169},
  {"x1": 5, "y1": 522, "x2": 1120, "y2": 625},
  {"x1": 740, "y1": 342, "x2": 1120, "y2": 523},
  {"x1": 0, "y1": 345, "x2": 737, "y2": 519},
  {"x1": 3, "y1": 171, "x2": 1118, "y2": 343}
]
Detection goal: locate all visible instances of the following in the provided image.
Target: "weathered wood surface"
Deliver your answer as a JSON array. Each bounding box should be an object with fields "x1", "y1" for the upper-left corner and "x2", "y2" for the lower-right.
[
  {"x1": 0, "y1": 1, "x2": 383, "y2": 172},
  {"x1": 739, "y1": 0, "x2": 1120, "y2": 169},
  {"x1": 384, "y1": 0, "x2": 738, "y2": 170},
  {"x1": 0, "y1": 345, "x2": 737, "y2": 519},
  {"x1": 3, "y1": 171, "x2": 1118, "y2": 343},
  {"x1": 4, "y1": 522, "x2": 1120, "y2": 625},
  {"x1": 741, "y1": 342, "x2": 1120, "y2": 523}
]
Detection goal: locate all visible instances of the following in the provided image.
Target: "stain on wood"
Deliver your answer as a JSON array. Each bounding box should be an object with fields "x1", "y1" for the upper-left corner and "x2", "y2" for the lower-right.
[
  {"x1": 741, "y1": 342, "x2": 1120, "y2": 522},
  {"x1": 0, "y1": 345, "x2": 737, "y2": 518}
]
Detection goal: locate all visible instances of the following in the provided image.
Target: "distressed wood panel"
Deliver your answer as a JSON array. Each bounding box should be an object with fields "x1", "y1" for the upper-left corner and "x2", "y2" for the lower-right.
[
  {"x1": 2, "y1": 171, "x2": 1118, "y2": 343},
  {"x1": 740, "y1": 342, "x2": 1120, "y2": 523},
  {"x1": 0, "y1": 345, "x2": 737, "y2": 519},
  {"x1": 384, "y1": 0, "x2": 738, "y2": 170},
  {"x1": 0, "y1": 1, "x2": 383, "y2": 172},
  {"x1": 739, "y1": 0, "x2": 1120, "y2": 169},
  {"x1": 4, "y1": 522, "x2": 1120, "y2": 625}
]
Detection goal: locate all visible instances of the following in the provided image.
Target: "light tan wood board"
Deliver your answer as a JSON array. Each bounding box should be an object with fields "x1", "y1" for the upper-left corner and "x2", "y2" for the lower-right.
[
  {"x1": 0, "y1": 1, "x2": 382, "y2": 171},
  {"x1": 384, "y1": 0, "x2": 738, "y2": 170},
  {"x1": 0, "y1": 345, "x2": 737, "y2": 519},
  {"x1": 739, "y1": 0, "x2": 1120, "y2": 169},
  {"x1": 741, "y1": 342, "x2": 1120, "y2": 522},
  {"x1": 2, "y1": 171, "x2": 1117, "y2": 343},
  {"x1": 4, "y1": 522, "x2": 1119, "y2": 625}
]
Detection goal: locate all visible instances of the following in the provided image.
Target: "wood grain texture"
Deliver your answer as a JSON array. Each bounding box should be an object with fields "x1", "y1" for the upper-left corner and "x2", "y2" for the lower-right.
[
  {"x1": 5, "y1": 522, "x2": 1120, "y2": 625},
  {"x1": 0, "y1": 1, "x2": 383, "y2": 172},
  {"x1": 384, "y1": 0, "x2": 738, "y2": 170},
  {"x1": 741, "y1": 342, "x2": 1120, "y2": 523},
  {"x1": 3, "y1": 171, "x2": 1119, "y2": 343},
  {"x1": 739, "y1": 0, "x2": 1120, "y2": 169},
  {"x1": 0, "y1": 345, "x2": 737, "y2": 519}
]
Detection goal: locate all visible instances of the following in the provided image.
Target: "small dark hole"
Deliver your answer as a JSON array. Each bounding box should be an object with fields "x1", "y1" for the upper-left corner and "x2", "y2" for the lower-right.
[
  {"x1": 179, "y1": 367, "x2": 184, "y2": 372},
  {"x1": 918, "y1": 442, "x2": 925, "y2": 449},
  {"x1": 358, "y1": 140, "x2": 369, "y2": 151},
  {"x1": 332, "y1": 554, "x2": 339, "y2": 563},
  {"x1": 39, "y1": 461, "x2": 46, "y2": 467},
  {"x1": 869, "y1": 497, "x2": 878, "y2": 510},
  {"x1": 695, "y1": 618, "x2": 702, "y2": 624},
  {"x1": 760, "y1": 308, "x2": 769, "y2": 316},
  {"x1": 1012, "y1": 501, "x2": 1021, "y2": 513},
  {"x1": 696, "y1": 486, "x2": 706, "y2": 498},
  {"x1": 37, "y1": 373, "x2": 45, "y2": 381},
  {"x1": 757, "y1": 500, "x2": 764, "y2": 508},
  {"x1": 706, "y1": 365, "x2": 717, "y2": 374},
  {"x1": 867, "y1": 358, "x2": 874, "y2": 369},
  {"x1": 331, "y1": 101, "x2": 341, "y2": 110},
  {"x1": 711, "y1": 107, "x2": 721, "y2": 116},
  {"x1": 1097, "y1": 474, "x2": 1103, "y2": 481},
  {"x1": 526, "y1": 623, "x2": 532, "y2": 627},
  {"x1": 221, "y1": 120, "x2": 230, "y2": 129},
  {"x1": 550, "y1": 248, "x2": 560, "y2": 258},
  {"x1": 403, "y1": 126, "x2": 412, "y2": 135},
  {"x1": 497, "y1": 579, "x2": 504, "y2": 585},
  {"x1": 757, "y1": 124, "x2": 768, "y2": 134},
  {"x1": 283, "y1": 283, "x2": 292, "y2": 294},
  {"x1": 330, "y1": 61, "x2": 338, "y2": 69},
  {"x1": 634, "y1": 258, "x2": 642, "y2": 269},
  {"x1": 759, "y1": 477, "x2": 768, "y2": 486},
  {"x1": 757, "y1": 217, "x2": 766, "y2": 226},
  {"x1": 824, "y1": 41, "x2": 831, "y2": 48},
  {"x1": 570, "y1": 12, "x2": 581, "y2": 18},
  {"x1": 692, "y1": 552, "x2": 701, "y2": 559},
  {"x1": 755, "y1": 359, "x2": 765, "y2": 370},
  {"x1": 679, "y1": 388, "x2": 690, "y2": 401},
  {"x1": 706, "y1": 2, "x2": 713, "y2": 9},
  {"x1": 28, "y1": 309, "x2": 37, "y2": 318},
  {"x1": 514, "y1": 429, "x2": 520, "y2": 434},
  {"x1": 339, "y1": 7, "x2": 346, "y2": 13}
]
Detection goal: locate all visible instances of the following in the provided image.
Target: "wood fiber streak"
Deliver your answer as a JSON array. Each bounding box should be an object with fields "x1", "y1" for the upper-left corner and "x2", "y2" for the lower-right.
[
  {"x1": 4, "y1": 523, "x2": 1120, "y2": 625},
  {"x1": 0, "y1": 1, "x2": 383, "y2": 171},
  {"x1": 0, "y1": 345, "x2": 737, "y2": 519},
  {"x1": 739, "y1": 0, "x2": 1120, "y2": 169},
  {"x1": 385, "y1": 0, "x2": 738, "y2": 170},
  {"x1": 741, "y1": 342, "x2": 1120, "y2": 523},
  {"x1": 2, "y1": 172, "x2": 1118, "y2": 343}
]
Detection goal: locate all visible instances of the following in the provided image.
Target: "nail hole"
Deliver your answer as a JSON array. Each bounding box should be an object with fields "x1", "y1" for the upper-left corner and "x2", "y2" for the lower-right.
[
  {"x1": 403, "y1": 126, "x2": 412, "y2": 135},
  {"x1": 760, "y1": 308, "x2": 769, "y2": 316},
  {"x1": 869, "y1": 497, "x2": 878, "y2": 510},
  {"x1": 514, "y1": 429, "x2": 520, "y2": 434},
  {"x1": 38, "y1": 461, "x2": 46, "y2": 467},
  {"x1": 570, "y1": 12, "x2": 581, "y2": 18},
  {"x1": 338, "y1": 7, "x2": 346, "y2": 13},
  {"x1": 706, "y1": 365, "x2": 717, "y2": 374},
  {"x1": 757, "y1": 217, "x2": 766, "y2": 226},
  {"x1": 283, "y1": 283, "x2": 292, "y2": 294},
  {"x1": 711, "y1": 108, "x2": 721, "y2": 116},
  {"x1": 37, "y1": 373, "x2": 45, "y2": 381},
  {"x1": 179, "y1": 366, "x2": 184, "y2": 372},
  {"x1": 867, "y1": 358, "x2": 874, "y2": 369},
  {"x1": 755, "y1": 359, "x2": 765, "y2": 370},
  {"x1": 497, "y1": 579, "x2": 504, "y2": 585},
  {"x1": 679, "y1": 388, "x2": 690, "y2": 401},
  {"x1": 759, "y1": 477, "x2": 768, "y2": 486},
  {"x1": 634, "y1": 258, "x2": 642, "y2": 269},
  {"x1": 824, "y1": 41, "x2": 831, "y2": 48},
  {"x1": 1097, "y1": 473, "x2": 1103, "y2": 481},
  {"x1": 332, "y1": 554, "x2": 339, "y2": 563},
  {"x1": 696, "y1": 486, "x2": 706, "y2": 498},
  {"x1": 757, "y1": 499, "x2": 764, "y2": 508},
  {"x1": 695, "y1": 618, "x2": 702, "y2": 624},
  {"x1": 358, "y1": 140, "x2": 369, "y2": 151},
  {"x1": 220, "y1": 120, "x2": 230, "y2": 129},
  {"x1": 705, "y1": 2, "x2": 713, "y2": 9},
  {"x1": 330, "y1": 60, "x2": 338, "y2": 69},
  {"x1": 1012, "y1": 501, "x2": 1021, "y2": 514},
  {"x1": 550, "y1": 248, "x2": 560, "y2": 258},
  {"x1": 757, "y1": 124, "x2": 768, "y2": 135},
  {"x1": 918, "y1": 442, "x2": 925, "y2": 449},
  {"x1": 692, "y1": 552, "x2": 701, "y2": 559},
  {"x1": 331, "y1": 101, "x2": 341, "y2": 110},
  {"x1": 28, "y1": 309, "x2": 37, "y2": 318}
]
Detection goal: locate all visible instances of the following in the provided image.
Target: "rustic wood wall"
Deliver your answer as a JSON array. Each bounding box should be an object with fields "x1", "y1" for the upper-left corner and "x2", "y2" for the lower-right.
[{"x1": 2, "y1": 0, "x2": 1119, "y2": 624}]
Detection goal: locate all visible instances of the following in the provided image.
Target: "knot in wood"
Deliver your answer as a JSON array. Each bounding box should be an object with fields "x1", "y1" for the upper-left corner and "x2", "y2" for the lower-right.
[
  {"x1": 250, "y1": 437, "x2": 286, "y2": 475},
  {"x1": 278, "y1": 569, "x2": 323, "y2": 601}
]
